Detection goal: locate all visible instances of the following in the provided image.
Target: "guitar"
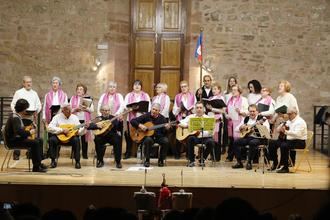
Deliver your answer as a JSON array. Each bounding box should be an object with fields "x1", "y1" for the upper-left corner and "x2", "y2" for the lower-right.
[
  {"x1": 176, "y1": 127, "x2": 199, "y2": 142},
  {"x1": 278, "y1": 121, "x2": 289, "y2": 140},
  {"x1": 24, "y1": 123, "x2": 36, "y2": 140},
  {"x1": 240, "y1": 117, "x2": 266, "y2": 138},
  {"x1": 93, "y1": 108, "x2": 133, "y2": 136},
  {"x1": 57, "y1": 123, "x2": 85, "y2": 143},
  {"x1": 130, "y1": 121, "x2": 177, "y2": 143}
]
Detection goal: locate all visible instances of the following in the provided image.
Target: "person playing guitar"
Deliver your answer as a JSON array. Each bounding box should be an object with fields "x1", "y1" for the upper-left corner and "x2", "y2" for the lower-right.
[
  {"x1": 130, "y1": 103, "x2": 171, "y2": 167},
  {"x1": 47, "y1": 103, "x2": 85, "y2": 169},
  {"x1": 231, "y1": 104, "x2": 270, "y2": 170},
  {"x1": 87, "y1": 105, "x2": 123, "y2": 169}
]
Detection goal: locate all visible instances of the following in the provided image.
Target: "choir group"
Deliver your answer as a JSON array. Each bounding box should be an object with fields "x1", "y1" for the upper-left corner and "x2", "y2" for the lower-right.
[{"x1": 4, "y1": 75, "x2": 307, "y2": 174}]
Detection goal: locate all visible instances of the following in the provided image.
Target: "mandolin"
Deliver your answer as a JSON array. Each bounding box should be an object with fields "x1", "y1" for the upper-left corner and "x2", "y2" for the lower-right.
[
  {"x1": 175, "y1": 127, "x2": 199, "y2": 142},
  {"x1": 57, "y1": 123, "x2": 86, "y2": 143},
  {"x1": 130, "y1": 121, "x2": 177, "y2": 143},
  {"x1": 278, "y1": 121, "x2": 289, "y2": 140},
  {"x1": 93, "y1": 108, "x2": 133, "y2": 136}
]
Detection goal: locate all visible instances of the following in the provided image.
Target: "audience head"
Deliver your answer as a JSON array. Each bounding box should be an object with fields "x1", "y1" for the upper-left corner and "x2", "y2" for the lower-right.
[
  {"x1": 42, "y1": 209, "x2": 77, "y2": 220},
  {"x1": 11, "y1": 203, "x2": 41, "y2": 220},
  {"x1": 22, "y1": 76, "x2": 33, "y2": 91},
  {"x1": 248, "y1": 80, "x2": 262, "y2": 94},
  {"x1": 15, "y1": 99, "x2": 30, "y2": 113},
  {"x1": 216, "y1": 197, "x2": 259, "y2": 220}
]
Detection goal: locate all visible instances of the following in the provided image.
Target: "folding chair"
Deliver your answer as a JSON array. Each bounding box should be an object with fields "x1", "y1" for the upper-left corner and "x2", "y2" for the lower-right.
[
  {"x1": 289, "y1": 131, "x2": 313, "y2": 172},
  {"x1": 1, "y1": 125, "x2": 31, "y2": 172}
]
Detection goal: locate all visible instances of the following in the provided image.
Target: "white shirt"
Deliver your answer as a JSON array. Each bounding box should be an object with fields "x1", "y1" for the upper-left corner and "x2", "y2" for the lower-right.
[
  {"x1": 275, "y1": 93, "x2": 299, "y2": 114},
  {"x1": 224, "y1": 91, "x2": 232, "y2": 104},
  {"x1": 152, "y1": 94, "x2": 171, "y2": 118},
  {"x1": 247, "y1": 93, "x2": 262, "y2": 105},
  {"x1": 69, "y1": 96, "x2": 94, "y2": 121},
  {"x1": 285, "y1": 115, "x2": 307, "y2": 140},
  {"x1": 97, "y1": 93, "x2": 125, "y2": 116},
  {"x1": 204, "y1": 88, "x2": 211, "y2": 97},
  {"x1": 259, "y1": 97, "x2": 276, "y2": 117},
  {"x1": 11, "y1": 88, "x2": 42, "y2": 113},
  {"x1": 47, "y1": 113, "x2": 85, "y2": 135},
  {"x1": 179, "y1": 114, "x2": 214, "y2": 138},
  {"x1": 234, "y1": 116, "x2": 270, "y2": 133}
]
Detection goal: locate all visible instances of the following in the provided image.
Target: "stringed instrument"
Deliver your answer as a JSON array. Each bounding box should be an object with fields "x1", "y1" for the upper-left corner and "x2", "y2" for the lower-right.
[
  {"x1": 278, "y1": 121, "x2": 289, "y2": 140},
  {"x1": 130, "y1": 121, "x2": 177, "y2": 143},
  {"x1": 24, "y1": 123, "x2": 36, "y2": 140},
  {"x1": 240, "y1": 117, "x2": 266, "y2": 138},
  {"x1": 176, "y1": 127, "x2": 199, "y2": 142},
  {"x1": 57, "y1": 123, "x2": 85, "y2": 143},
  {"x1": 93, "y1": 108, "x2": 133, "y2": 136}
]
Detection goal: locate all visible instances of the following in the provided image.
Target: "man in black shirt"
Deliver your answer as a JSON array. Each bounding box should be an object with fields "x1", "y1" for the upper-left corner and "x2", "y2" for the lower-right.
[
  {"x1": 195, "y1": 75, "x2": 213, "y2": 101},
  {"x1": 87, "y1": 105, "x2": 123, "y2": 169},
  {"x1": 130, "y1": 103, "x2": 171, "y2": 167},
  {"x1": 4, "y1": 99, "x2": 46, "y2": 172}
]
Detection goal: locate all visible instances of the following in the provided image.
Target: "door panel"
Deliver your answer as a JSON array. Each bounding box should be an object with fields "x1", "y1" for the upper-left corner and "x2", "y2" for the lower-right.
[
  {"x1": 160, "y1": 70, "x2": 180, "y2": 99},
  {"x1": 161, "y1": 37, "x2": 181, "y2": 69},
  {"x1": 162, "y1": 0, "x2": 181, "y2": 32},
  {"x1": 135, "y1": 36, "x2": 155, "y2": 68},
  {"x1": 135, "y1": 69, "x2": 155, "y2": 96},
  {"x1": 136, "y1": 0, "x2": 156, "y2": 32}
]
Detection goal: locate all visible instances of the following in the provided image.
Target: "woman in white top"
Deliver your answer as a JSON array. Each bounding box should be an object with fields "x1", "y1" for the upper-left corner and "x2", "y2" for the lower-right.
[
  {"x1": 152, "y1": 83, "x2": 171, "y2": 119},
  {"x1": 247, "y1": 80, "x2": 262, "y2": 105},
  {"x1": 97, "y1": 81, "x2": 125, "y2": 116},
  {"x1": 70, "y1": 83, "x2": 94, "y2": 159},
  {"x1": 224, "y1": 76, "x2": 238, "y2": 104},
  {"x1": 225, "y1": 84, "x2": 248, "y2": 161},
  {"x1": 257, "y1": 87, "x2": 275, "y2": 118}
]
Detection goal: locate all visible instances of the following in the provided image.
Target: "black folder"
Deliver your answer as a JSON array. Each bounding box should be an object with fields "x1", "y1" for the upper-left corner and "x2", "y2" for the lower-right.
[
  {"x1": 275, "y1": 105, "x2": 288, "y2": 114},
  {"x1": 202, "y1": 98, "x2": 227, "y2": 108},
  {"x1": 257, "y1": 103, "x2": 270, "y2": 112},
  {"x1": 127, "y1": 100, "x2": 149, "y2": 113}
]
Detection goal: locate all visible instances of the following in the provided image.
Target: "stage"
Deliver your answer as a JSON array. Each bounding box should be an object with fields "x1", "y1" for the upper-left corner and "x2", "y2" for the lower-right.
[{"x1": 0, "y1": 146, "x2": 329, "y2": 219}]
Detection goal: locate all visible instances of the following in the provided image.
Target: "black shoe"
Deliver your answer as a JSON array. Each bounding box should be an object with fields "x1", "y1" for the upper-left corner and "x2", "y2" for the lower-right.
[
  {"x1": 40, "y1": 163, "x2": 48, "y2": 169},
  {"x1": 269, "y1": 162, "x2": 278, "y2": 171},
  {"x1": 96, "y1": 161, "x2": 104, "y2": 168},
  {"x1": 144, "y1": 161, "x2": 150, "y2": 167},
  {"x1": 123, "y1": 153, "x2": 131, "y2": 160},
  {"x1": 75, "y1": 162, "x2": 81, "y2": 169},
  {"x1": 116, "y1": 162, "x2": 122, "y2": 169},
  {"x1": 83, "y1": 155, "x2": 88, "y2": 159},
  {"x1": 232, "y1": 162, "x2": 243, "y2": 169},
  {"x1": 187, "y1": 161, "x2": 195, "y2": 167},
  {"x1": 32, "y1": 166, "x2": 47, "y2": 173},
  {"x1": 246, "y1": 162, "x2": 252, "y2": 170},
  {"x1": 276, "y1": 166, "x2": 289, "y2": 173},
  {"x1": 26, "y1": 151, "x2": 31, "y2": 159},
  {"x1": 13, "y1": 155, "x2": 20, "y2": 160},
  {"x1": 158, "y1": 161, "x2": 164, "y2": 167},
  {"x1": 50, "y1": 160, "x2": 57, "y2": 168}
]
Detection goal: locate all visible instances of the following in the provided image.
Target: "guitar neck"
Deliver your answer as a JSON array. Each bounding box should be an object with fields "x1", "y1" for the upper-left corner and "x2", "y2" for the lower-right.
[{"x1": 147, "y1": 121, "x2": 176, "y2": 131}]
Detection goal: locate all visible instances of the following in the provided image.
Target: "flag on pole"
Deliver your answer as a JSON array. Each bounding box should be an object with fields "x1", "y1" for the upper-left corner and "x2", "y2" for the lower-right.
[{"x1": 194, "y1": 32, "x2": 203, "y2": 63}]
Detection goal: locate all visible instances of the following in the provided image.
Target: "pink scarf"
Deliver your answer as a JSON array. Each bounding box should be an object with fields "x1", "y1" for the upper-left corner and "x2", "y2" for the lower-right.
[
  {"x1": 210, "y1": 94, "x2": 225, "y2": 142},
  {"x1": 258, "y1": 96, "x2": 272, "y2": 106},
  {"x1": 226, "y1": 95, "x2": 243, "y2": 139},
  {"x1": 101, "y1": 92, "x2": 120, "y2": 114},
  {"x1": 45, "y1": 89, "x2": 66, "y2": 123},
  {"x1": 70, "y1": 95, "x2": 92, "y2": 142},
  {"x1": 175, "y1": 92, "x2": 195, "y2": 120},
  {"x1": 127, "y1": 91, "x2": 148, "y2": 121},
  {"x1": 152, "y1": 93, "x2": 166, "y2": 112}
]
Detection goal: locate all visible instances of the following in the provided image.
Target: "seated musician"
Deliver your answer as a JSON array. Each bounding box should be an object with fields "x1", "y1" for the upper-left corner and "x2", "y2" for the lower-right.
[
  {"x1": 47, "y1": 103, "x2": 85, "y2": 169},
  {"x1": 130, "y1": 103, "x2": 170, "y2": 167},
  {"x1": 4, "y1": 99, "x2": 46, "y2": 172},
  {"x1": 232, "y1": 104, "x2": 270, "y2": 170},
  {"x1": 87, "y1": 105, "x2": 123, "y2": 169},
  {"x1": 268, "y1": 107, "x2": 307, "y2": 173},
  {"x1": 179, "y1": 102, "x2": 216, "y2": 167}
]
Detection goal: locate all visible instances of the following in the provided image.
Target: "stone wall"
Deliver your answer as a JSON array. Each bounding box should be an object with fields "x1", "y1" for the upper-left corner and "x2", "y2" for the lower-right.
[{"x1": 187, "y1": 0, "x2": 330, "y2": 127}]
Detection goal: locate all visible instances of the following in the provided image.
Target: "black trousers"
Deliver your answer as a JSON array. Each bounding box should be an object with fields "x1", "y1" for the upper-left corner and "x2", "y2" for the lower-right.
[
  {"x1": 124, "y1": 122, "x2": 133, "y2": 156},
  {"x1": 186, "y1": 136, "x2": 215, "y2": 162},
  {"x1": 269, "y1": 139, "x2": 305, "y2": 168},
  {"x1": 94, "y1": 132, "x2": 122, "y2": 163},
  {"x1": 233, "y1": 136, "x2": 266, "y2": 163},
  {"x1": 48, "y1": 135, "x2": 81, "y2": 162},
  {"x1": 10, "y1": 138, "x2": 43, "y2": 168},
  {"x1": 14, "y1": 119, "x2": 34, "y2": 158},
  {"x1": 142, "y1": 136, "x2": 169, "y2": 162},
  {"x1": 79, "y1": 120, "x2": 88, "y2": 157}
]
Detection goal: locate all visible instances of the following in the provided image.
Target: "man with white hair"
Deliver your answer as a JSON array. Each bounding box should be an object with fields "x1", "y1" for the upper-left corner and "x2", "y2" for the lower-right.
[
  {"x1": 11, "y1": 75, "x2": 42, "y2": 160},
  {"x1": 47, "y1": 103, "x2": 85, "y2": 169},
  {"x1": 269, "y1": 107, "x2": 307, "y2": 173},
  {"x1": 130, "y1": 103, "x2": 171, "y2": 167}
]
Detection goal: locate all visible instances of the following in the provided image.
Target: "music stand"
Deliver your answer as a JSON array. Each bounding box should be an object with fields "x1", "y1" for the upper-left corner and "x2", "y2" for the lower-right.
[
  {"x1": 252, "y1": 125, "x2": 271, "y2": 174},
  {"x1": 189, "y1": 117, "x2": 215, "y2": 169}
]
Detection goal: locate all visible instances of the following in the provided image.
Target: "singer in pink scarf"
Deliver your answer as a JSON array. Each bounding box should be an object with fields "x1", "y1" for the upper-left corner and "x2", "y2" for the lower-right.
[
  {"x1": 70, "y1": 83, "x2": 94, "y2": 159},
  {"x1": 42, "y1": 77, "x2": 68, "y2": 125},
  {"x1": 205, "y1": 83, "x2": 226, "y2": 161},
  {"x1": 225, "y1": 85, "x2": 248, "y2": 161},
  {"x1": 172, "y1": 80, "x2": 196, "y2": 121},
  {"x1": 97, "y1": 81, "x2": 125, "y2": 116},
  {"x1": 123, "y1": 80, "x2": 151, "y2": 159},
  {"x1": 152, "y1": 83, "x2": 170, "y2": 118},
  {"x1": 256, "y1": 87, "x2": 275, "y2": 119}
]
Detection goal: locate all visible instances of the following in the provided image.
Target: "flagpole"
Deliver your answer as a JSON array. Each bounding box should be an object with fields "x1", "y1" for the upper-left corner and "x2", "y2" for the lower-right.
[{"x1": 199, "y1": 27, "x2": 203, "y2": 101}]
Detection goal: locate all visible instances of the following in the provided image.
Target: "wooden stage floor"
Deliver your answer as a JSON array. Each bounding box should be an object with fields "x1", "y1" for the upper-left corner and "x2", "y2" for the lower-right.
[{"x1": 0, "y1": 146, "x2": 329, "y2": 190}]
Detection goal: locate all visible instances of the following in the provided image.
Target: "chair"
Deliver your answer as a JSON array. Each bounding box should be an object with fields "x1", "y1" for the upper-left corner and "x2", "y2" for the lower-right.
[
  {"x1": 1, "y1": 125, "x2": 31, "y2": 172},
  {"x1": 289, "y1": 131, "x2": 313, "y2": 172},
  {"x1": 93, "y1": 143, "x2": 113, "y2": 165},
  {"x1": 139, "y1": 143, "x2": 166, "y2": 165},
  {"x1": 55, "y1": 143, "x2": 74, "y2": 165}
]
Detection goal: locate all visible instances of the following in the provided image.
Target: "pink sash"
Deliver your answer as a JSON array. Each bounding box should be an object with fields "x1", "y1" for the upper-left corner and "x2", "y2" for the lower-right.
[
  {"x1": 152, "y1": 93, "x2": 166, "y2": 112},
  {"x1": 127, "y1": 92, "x2": 148, "y2": 121},
  {"x1": 101, "y1": 92, "x2": 120, "y2": 113},
  {"x1": 257, "y1": 96, "x2": 272, "y2": 106},
  {"x1": 175, "y1": 92, "x2": 195, "y2": 120},
  {"x1": 45, "y1": 89, "x2": 66, "y2": 123},
  {"x1": 226, "y1": 95, "x2": 243, "y2": 139}
]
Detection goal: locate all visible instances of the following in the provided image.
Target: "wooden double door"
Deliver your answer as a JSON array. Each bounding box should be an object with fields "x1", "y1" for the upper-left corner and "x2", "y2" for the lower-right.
[{"x1": 131, "y1": 0, "x2": 185, "y2": 99}]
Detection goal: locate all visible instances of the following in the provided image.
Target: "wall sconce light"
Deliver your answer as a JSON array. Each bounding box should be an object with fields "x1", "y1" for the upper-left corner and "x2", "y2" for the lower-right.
[{"x1": 95, "y1": 58, "x2": 101, "y2": 67}]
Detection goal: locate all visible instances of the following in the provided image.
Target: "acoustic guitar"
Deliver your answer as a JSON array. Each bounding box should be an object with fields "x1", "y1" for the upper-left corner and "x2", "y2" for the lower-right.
[
  {"x1": 240, "y1": 117, "x2": 266, "y2": 138},
  {"x1": 24, "y1": 124, "x2": 36, "y2": 140},
  {"x1": 176, "y1": 127, "x2": 199, "y2": 142},
  {"x1": 130, "y1": 121, "x2": 177, "y2": 143},
  {"x1": 92, "y1": 108, "x2": 133, "y2": 136},
  {"x1": 57, "y1": 123, "x2": 85, "y2": 143}
]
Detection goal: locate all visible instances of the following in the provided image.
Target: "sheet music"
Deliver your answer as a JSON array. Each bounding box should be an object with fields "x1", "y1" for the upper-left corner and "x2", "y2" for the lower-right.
[{"x1": 228, "y1": 106, "x2": 239, "y2": 120}]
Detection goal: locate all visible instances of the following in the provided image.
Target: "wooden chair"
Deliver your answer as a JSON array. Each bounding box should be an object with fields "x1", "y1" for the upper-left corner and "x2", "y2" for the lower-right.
[
  {"x1": 1, "y1": 125, "x2": 31, "y2": 172},
  {"x1": 289, "y1": 131, "x2": 313, "y2": 172}
]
